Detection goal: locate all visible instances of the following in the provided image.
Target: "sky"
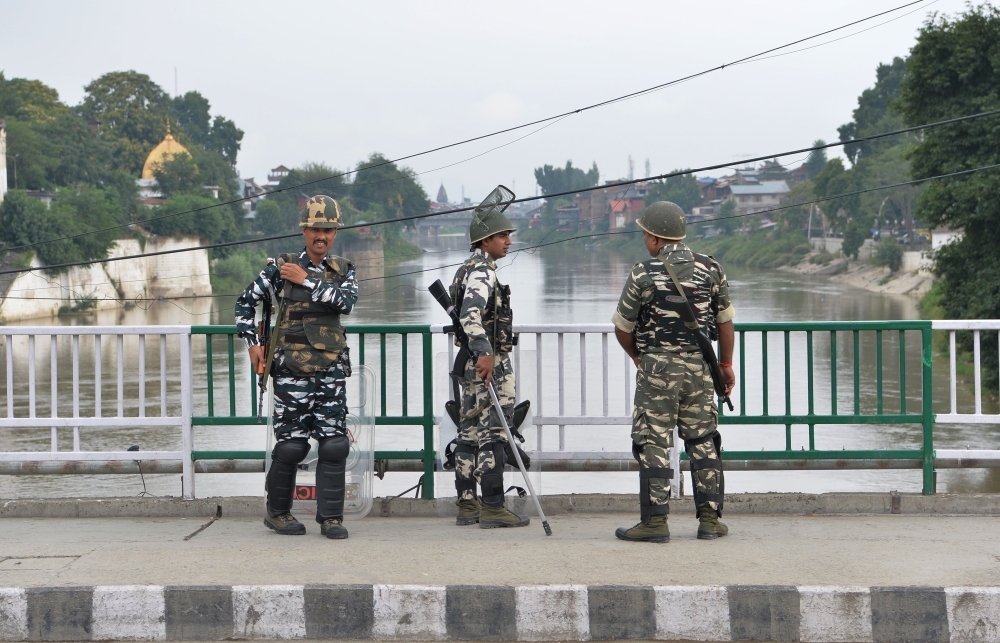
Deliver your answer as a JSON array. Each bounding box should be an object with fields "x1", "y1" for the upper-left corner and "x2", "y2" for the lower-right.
[{"x1": 0, "y1": 0, "x2": 976, "y2": 203}]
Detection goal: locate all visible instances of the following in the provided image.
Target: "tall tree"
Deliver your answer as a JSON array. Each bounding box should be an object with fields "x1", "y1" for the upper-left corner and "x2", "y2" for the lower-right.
[
  {"x1": 78, "y1": 71, "x2": 172, "y2": 175},
  {"x1": 644, "y1": 169, "x2": 702, "y2": 212},
  {"x1": 533, "y1": 161, "x2": 599, "y2": 196},
  {"x1": 896, "y1": 4, "x2": 1000, "y2": 385},
  {"x1": 837, "y1": 57, "x2": 908, "y2": 165},
  {"x1": 351, "y1": 153, "x2": 429, "y2": 221},
  {"x1": 805, "y1": 140, "x2": 828, "y2": 180}
]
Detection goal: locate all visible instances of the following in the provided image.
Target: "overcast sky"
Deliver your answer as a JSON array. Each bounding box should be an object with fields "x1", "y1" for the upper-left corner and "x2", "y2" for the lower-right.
[{"x1": 1, "y1": 0, "x2": 974, "y2": 202}]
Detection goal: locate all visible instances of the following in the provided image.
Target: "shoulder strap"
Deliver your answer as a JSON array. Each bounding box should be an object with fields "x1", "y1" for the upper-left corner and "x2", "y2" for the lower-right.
[{"x1": 663, "y1": 262, "x2": 701, "y2": 332}]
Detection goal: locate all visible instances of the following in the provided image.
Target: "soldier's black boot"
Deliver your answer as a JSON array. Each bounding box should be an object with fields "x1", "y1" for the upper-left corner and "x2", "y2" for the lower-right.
[
  {"x1": 264, "y1": 439, "x2": 310, "y2": 535},
  {"x1": 615, "y1": 514, "x2": 670, "y2": 543},
  {"x1": 697, "y1": 507, "x2": 728, "y2": 540},
  {"x1": 478, "y1": 441, "x2": 529, "y2": 529},
  {"x1": 316, "y1": 436, "x2": 349, "y2": 540}
]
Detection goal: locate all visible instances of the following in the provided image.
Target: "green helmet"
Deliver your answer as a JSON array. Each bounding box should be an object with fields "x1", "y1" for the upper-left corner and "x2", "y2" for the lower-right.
[
  {"x1": 299, "y1": 195, "x2": 343, "y2": 229},
  {"x1": 637, "y1": 201, "x2": 686, "y2": 240},
  {"x1": 470, "y1": 184, "x2": 517, "y2": 244}
]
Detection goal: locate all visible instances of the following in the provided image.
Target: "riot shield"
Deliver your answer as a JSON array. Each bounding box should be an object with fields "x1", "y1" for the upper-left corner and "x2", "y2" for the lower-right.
[{"x1": 264, "y1": 364, "x2": 377, "y2": 518}]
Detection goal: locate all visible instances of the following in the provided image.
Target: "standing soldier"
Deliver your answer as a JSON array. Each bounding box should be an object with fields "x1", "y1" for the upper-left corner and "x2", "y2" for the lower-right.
[
  {"x1": 612, "y1": 201, "x2": 736, "y2": 542},
  {"x1": 449, "y1": 195, "x2": 530, "y2": 529},
  {"x1": 235, "y1": 195, "x2": 359, "y2": 539}
]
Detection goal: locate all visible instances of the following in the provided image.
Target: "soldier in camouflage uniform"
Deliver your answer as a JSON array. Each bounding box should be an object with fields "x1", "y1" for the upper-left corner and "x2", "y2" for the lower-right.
[
  {"x1": 612, "y1": 201, "x2": 736, "y2": 542},
  {"x1": 235, "y1": 195, "x2": 359, "y2": 539},
  {"x1": 449, "y1": 198, "x2": 529, "y2": 529}
]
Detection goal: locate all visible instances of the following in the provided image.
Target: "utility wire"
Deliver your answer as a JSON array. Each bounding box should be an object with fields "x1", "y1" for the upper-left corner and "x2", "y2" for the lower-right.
[
  {"x1": 6, "y1": 160, "x2": 998, "y2": 305},
  {"x1": 2, "y1": 0, "x2": 933, "y2": 255},
  {"x1": 2, "y1": 105, "x2": 996, "y2": 279}
]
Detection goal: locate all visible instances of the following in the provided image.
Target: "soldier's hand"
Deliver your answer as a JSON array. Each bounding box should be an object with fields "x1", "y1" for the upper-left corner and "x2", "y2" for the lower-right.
[
  {"x1": 279, "y1": 263, "x2": 308, "y2": 285},
  {"x1": 249, "y1": 345, "x2": 266, "y2": 375},
  {"x1": 476, "y1": 354, "x2": 494, "y2": 385},
  {"x1": 722, "y1": 365, "x2": 735, "y2": 396}
]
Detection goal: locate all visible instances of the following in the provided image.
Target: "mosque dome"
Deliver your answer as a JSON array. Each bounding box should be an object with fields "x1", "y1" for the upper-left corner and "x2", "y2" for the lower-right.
[{"x1": 141, "y1": 122, "x2": 192, "y2": 179}]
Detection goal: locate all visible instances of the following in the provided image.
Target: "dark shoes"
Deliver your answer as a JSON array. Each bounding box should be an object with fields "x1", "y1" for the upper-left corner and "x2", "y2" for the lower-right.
[
  {"x1": 264, "y1": 512, "x2": 306, "y2": 535},
  {"x1": 320, "y1": 518, "x2": 349, "y2": 539},
  {"x1": 697, "y1": 508, "x2": 729, "y2": 540},
  {"x1": 456, "y1": 498, "x2": 481, "y2": 526},
  {"x1": 479, "y1": 505, "x2": 530, "y2": 528},
  {"x1": 615, "y1": 514, "x2": 670, "y2": 543}
]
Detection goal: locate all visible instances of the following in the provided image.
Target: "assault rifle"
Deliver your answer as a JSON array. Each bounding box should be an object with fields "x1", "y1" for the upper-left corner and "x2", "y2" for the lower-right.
[
  {"x1": 663, "y1": 263, "x2": 735, "y2": 412},
  {"x1": 428, "y1": 279, "x2": 552, "y2": 536},
  {"x1": 257, "y1": 296, "x2": 285, "y2": 423}
]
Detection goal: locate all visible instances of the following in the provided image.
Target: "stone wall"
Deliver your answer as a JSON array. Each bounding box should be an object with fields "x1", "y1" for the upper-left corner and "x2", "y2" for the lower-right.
[
  {"x1": 338, "y1": 237, "x2": 384, "y2": 283},
  {"x1": 0, "y1": 235, "x2": 211, "y2": 323}
]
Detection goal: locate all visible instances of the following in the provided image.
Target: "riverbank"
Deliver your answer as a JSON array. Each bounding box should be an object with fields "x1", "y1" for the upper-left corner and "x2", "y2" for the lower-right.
[{"x1": 780, "y1": 254, "x2": 935, "y2": 298}]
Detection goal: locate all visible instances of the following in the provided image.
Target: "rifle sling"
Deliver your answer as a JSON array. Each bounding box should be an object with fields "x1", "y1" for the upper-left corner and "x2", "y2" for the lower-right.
[
  {"x1": 260, "y1": 297, "x2": 285, "y2": 388},
  {"x1": 662, "y1": 262, "x2": 702, "y2": 332}
]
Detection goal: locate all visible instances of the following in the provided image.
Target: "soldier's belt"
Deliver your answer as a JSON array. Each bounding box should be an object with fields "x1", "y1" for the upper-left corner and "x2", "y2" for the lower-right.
[{"x1": 287, "y1": 310, "x2": 341, "y2": 321}]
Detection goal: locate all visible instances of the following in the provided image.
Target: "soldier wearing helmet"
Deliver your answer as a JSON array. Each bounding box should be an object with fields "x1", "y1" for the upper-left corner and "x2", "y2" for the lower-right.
[
  {"x1": 235, "y1": 195, "x2": 359, "y2": 539},
  {"x1": 611, "y1": 201, "x2": 736, "y2": 542},
  {"x1": 447, "y1": 186, "x2": 530, "y2": 529}
]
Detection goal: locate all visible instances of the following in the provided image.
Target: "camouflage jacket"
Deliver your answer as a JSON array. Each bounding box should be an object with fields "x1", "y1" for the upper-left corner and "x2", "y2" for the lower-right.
[
  {"x1": 449, "y1": 248, "x2": 514, "y2": 358},
  {"x1": 235, "y1": 249, "x2": 359, "y2": 374},
  {"x1": 611, "y1": 243, "x2": 735, "y2": 354}
]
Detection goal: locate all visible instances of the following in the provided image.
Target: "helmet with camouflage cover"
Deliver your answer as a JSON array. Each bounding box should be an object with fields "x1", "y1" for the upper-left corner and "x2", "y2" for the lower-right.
[
  {"x1": 469, "y1": 184, "x2": 517, "y2": 244},
  {"x1": 637, "y1": 201, "x2": 686, "y2": 240},
  {"x1": 299, "y1": 195, "x2": 343, "y2": 229}
]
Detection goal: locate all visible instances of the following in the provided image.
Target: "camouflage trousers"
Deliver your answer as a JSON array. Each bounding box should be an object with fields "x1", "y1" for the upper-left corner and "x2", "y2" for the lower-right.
[
  {"x1": 272, "y1": 358, "x2": 348, "y2": 442},
  {"x1": 455, "y1": 353, "x2": 515, "y2": 500},
  {"x1": 632, "y1": 351, "x2": 721, "y2": 511}
]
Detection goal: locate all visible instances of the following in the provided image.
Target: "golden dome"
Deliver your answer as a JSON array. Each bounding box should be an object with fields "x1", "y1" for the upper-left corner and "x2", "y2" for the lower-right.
[{"x1": 141, "y1": 122, "x2": 191, "y2": 179}]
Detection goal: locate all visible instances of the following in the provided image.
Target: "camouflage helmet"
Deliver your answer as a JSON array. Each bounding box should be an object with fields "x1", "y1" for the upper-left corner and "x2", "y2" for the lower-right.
[
  {"x1": 637, "y1": 201, "x2": 686, "y2": 240},
  {"x1": 469, "y1": 185, "x2": 517, "y2": 244},
  {"x1": 299, "y1": 195, "x2": 343, "y2": 229}
]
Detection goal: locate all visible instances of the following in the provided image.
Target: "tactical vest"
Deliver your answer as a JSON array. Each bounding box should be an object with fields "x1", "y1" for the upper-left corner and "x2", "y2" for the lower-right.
[
  {"x1": 449, "y1": 253, "x2": 514, "y2": 354},
  {"x1": 633, "y1": 252, "x2": 719, "y2": 353},
  {"x1": 273, "y1": 253, "x2": 352, "y2": 376}
]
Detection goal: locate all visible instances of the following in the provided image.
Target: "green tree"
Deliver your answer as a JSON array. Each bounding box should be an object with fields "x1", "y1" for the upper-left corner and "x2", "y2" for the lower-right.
[
  {"x1": 350, "y1": 154, "x2": 429, "y2": 221},
  {"x1": 776, "y1": 181, "x2": 816, "y2": 232},
  {"x1": 873, "y1": 238, "x2": 903, "y2": 272},
  {"x1": 170, "y1": 91, "x2": 212, "y2": 147},
  {"x1": 147, "y1": 193, "x2": 239, "y2": 244},
  {"x1": 805, "y1": 140, "x2": 828, "y2": 179},
  {"x1": 0, "y1": 190, "x2": 48, "y2": 248},
  {"x1": 896, "y1": 4, "x2": 1000, "y2": 386},
  {"x1": 837, "y1": 57, "x2": 908, "y2": 165},
  {"x1": 151, "y1": 152, "x2": 200, "y2": 197},
  {"x1": 533, "y1": 161, "x2": 599, "y2": 196},
  {"x1": 714, "y1": 197, "x2": 738, "y2": 235},
  {"x1": 78, "y1": 71, "x2": 172, "y2": 175},
  {"x1": 253, "y1": 198, "x2": 293, "y2": 236},
  {"x1": 644, "y1": 169, "x2": 702, "y2": 212}
]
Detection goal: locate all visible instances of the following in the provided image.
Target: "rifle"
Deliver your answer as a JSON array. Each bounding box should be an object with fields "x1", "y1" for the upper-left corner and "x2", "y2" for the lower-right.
[
  {"x1": 428, "y1": 279, "x2": 552, "y2": 536},
  {"x1": 662, "y1": 263, "x2": 735, "y2": 412},
  {"x1": 257, "y1": 296, "x2": 285, "y2": 423}
]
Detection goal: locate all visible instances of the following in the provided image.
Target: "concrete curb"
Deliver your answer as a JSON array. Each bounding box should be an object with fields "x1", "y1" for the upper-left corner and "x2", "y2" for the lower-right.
[
  {"x1": 6, "y1": 492, "x2": 1000, "y2": 519},
  {"x1": 1, "y1": 584, "x2": 997, "y2": 641}
]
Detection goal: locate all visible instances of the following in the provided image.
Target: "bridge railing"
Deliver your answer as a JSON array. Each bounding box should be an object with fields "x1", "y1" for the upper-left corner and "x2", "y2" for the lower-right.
[{"x1": 2, "y1": 320, "x2": 998, "y2": 499}]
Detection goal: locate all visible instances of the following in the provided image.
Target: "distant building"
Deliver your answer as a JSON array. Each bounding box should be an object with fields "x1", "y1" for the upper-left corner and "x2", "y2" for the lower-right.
[
  {"x1": 235, "y1": 176, "x2": 267, "y2": 215},
  {"x1": 436, "y1": 183, "x2": 448, "y2": 204},
  {"x1": 265, "y1": 165, "x2": 290, "y2": 191},
  {"x1": 554, "y1": 204, "x2": 581, "y2": 230},
  {"x1": 25, "y1": 190, "x2": 57, "y2": 209},
  {"x1": 135, "y1": 123, "x2": 228, "y2": 207},
  {"x1": 728, "y1": 181, "x2": 790, "y2": 216}
]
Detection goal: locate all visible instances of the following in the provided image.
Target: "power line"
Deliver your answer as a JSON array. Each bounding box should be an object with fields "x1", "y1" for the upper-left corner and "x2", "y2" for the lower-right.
[
  {"x1": 2, "y1": 105, "x2": 996, "y2": 279},
  {"x1": 2, "y1": 0, "x2": 933, "y2": 255},
  {"x1": 5, "y1": 160, "x2": 998, "y2": 307}
]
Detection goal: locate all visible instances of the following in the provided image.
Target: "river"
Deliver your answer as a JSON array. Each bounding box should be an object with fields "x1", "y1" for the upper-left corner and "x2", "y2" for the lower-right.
[{"x1": 1, "y1": 233, "x2": 998, "y2": 501}]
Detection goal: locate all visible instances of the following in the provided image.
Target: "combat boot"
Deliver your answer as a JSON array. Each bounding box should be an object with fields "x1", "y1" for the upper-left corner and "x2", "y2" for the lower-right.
[
  {"x1": 479, "y1": 504, "x2": 530, "y2": 528},
  {"x1": 615, "y1": 515, "x2": 670, "y2": 543},
  {"x1": 456, "y1": 497, "x2": 481, "y2": 526},
  {"x1": 320, "y1": 518, "x2": 349, "y2": 539},
  {"x1": 264, "y1": 512, "x2": 306, "y2": 535},
  {"x1": 697, "y1": 508, "x2": 728, "y2": 540}
]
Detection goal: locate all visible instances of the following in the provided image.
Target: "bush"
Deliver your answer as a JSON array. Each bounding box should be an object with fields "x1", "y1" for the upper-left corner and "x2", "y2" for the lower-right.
[{"x1": 872, "y1": 238, "x2": 903, "y2": 272}]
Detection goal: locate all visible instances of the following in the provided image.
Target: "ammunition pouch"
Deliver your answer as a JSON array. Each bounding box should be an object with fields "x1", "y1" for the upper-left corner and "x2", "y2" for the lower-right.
[{"x1": 685, "y1": 431, "x2": 725, "y2": 517}]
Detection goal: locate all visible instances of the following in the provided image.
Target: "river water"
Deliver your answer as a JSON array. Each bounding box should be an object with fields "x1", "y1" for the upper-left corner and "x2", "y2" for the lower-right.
[{"x1": 1, "y1": 234, "x2": 998, "y2": 500}]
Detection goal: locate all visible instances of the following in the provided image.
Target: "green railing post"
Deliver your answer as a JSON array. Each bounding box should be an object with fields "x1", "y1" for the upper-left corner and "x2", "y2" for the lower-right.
[
  {"x1": 422, "y1": 329, "x2": 435, "y2": 499},
  {"x1": 922, "y1": 325, "x2": 935, "y2": 495}
]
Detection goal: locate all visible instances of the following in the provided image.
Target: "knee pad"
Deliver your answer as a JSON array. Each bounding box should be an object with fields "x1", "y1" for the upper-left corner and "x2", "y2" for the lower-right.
[
  {"x1": 266, "y1": 439, "x2": 310, "y2": 516},
  {"x1": 272, "y1": 439, "x2": 311, "y2": 465},
  {"x1": 639, "y1": 463, "x2": 673, "y2": 522},
  {"x1": 479, "y1": 441, "x2": 506, "y2": 507},
  {"x1": 685, "y1": 431, "x2": 725, "y2": 516},
  {"x1": 318, "y1": 435, "x2": 349, "y2": 463}
]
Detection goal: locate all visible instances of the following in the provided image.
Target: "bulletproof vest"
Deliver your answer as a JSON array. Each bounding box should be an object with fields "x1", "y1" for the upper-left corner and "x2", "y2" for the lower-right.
[
  {"x1": 633, "y1": 252, "x2": 719, "y2": 353},
  {"x1": 274, "y1": 253, "x2": 352, "y2": 376},
  {"x1": 449, "y1": 253, "x2": 514, "y2": 354}
]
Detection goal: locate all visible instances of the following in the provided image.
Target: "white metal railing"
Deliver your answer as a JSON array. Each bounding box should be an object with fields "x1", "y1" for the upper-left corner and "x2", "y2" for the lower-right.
[
  {"x1": 0, "y1": 326, "x2": 194, "y2": 497},
  {"x1": 932, "y1": 320, "x2": 1000, "y2": 424}
]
